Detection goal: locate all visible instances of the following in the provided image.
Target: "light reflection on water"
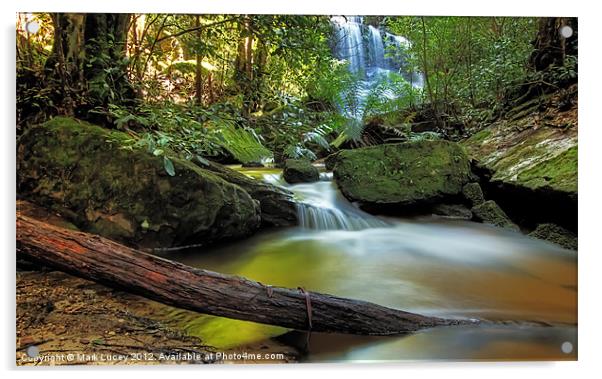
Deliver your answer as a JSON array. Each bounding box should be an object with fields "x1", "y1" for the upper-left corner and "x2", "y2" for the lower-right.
[{"x1": 166, "y1": 169, "x2": 577, "y2": 361}]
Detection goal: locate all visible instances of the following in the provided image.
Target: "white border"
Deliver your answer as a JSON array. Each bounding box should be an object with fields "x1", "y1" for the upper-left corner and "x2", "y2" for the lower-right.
[{"x1": 3, "y1": 1, "x2": 601, "y2": 378}]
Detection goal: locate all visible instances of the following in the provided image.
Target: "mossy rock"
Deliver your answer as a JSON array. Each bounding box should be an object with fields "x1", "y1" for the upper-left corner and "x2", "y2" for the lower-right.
[
  {"x1": 529, "y1": 223, "x2": 577, "y2": 251},
  {"x1": 283, "y1": 159, "x2": 319, "y2": 184},
  {"x1": 431, "y1": 203, "x2": 473, "y2": 220},
  {"x1": 332, "y1": 141, "x2": 472, "y2": 207},
  {"x1": 463, "y1": 122, "x2": 577, "y2": 197},
  {"x1": 462, "y1": 182, "x2": 485, "y2": 207},
  {"x1": 471, "y1": 200, "x2": 519, "y2": 231},
  {"x1": 17, "y1": 117, "x2": 261, "y2": 249},
  {"x1": 324, "y1": 152, "x2": 340, "y2": 171}
]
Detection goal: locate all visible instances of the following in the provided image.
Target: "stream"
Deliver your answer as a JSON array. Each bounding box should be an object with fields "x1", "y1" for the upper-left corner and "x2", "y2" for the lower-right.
[{"x1": 167, "y1": 166, "x2": 577, "y2": 362}]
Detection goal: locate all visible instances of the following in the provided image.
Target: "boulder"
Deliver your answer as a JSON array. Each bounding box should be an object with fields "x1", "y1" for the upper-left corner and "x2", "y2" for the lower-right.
[
  {"x1": 17, "y1": 117, "x2": 261, "y2": 249},
  {"x1": 462, "y1": 118, "x2": 577, "y2": 231},
  {"x1": 471, "y1": 200, "x2": 519, "y2": 231},
  {"x1": 462, "y1": 182, "x2": 485, "y2": 207},
  {"x1": 431, "y1": 204, "x2": 473, "y2": 220},
  {"x1": 332, "y1": 141, "x2": 472, "y2": 208},
  {"x1": 283, "y1": 159, "x2": 320, "y2": 184},
  {"x1": 529, "y1": 223, "x2": 578, "y2": 251},
  {"x1": 199, "y1": 160, "x2": 297, "y2": 228}
]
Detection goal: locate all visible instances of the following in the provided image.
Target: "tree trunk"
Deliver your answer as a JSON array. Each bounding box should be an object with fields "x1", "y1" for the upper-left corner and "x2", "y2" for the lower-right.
[
  {"x1": 46, "y1": 13, "x2": 135, "y2": 120},
  {"x1": 194, "y1": 15, "x2": 203, "y2": 106},
  {"x1": 16, "y1": 213, "x2": 465, "y2": 335},
  {"x1": 45, "y1": 13, "x2": 86, "y2": 115},
  {"x1": 529, "y1": 17, "x2": 578, "y2": 72}
]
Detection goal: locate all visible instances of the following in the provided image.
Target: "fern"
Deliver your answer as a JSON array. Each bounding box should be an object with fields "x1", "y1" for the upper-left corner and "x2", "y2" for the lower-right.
[{"x1": 213, "y1": 121, "x2": 272, "y2": 164}]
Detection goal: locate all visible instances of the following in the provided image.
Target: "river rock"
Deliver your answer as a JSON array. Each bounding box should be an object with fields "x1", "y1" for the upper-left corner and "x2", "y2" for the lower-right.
[
  {"x1": 462, "y1": 182, "x2": 485, "y2": 207},
  {"x1": 431, "y1": 204, "x2": 473, "y2": 220},
  {"x1": 283, "y1": 159, "x2": 320, "y2": 184},
  {"x1": 471, "y1": 200, "x2": 519, "y2": 231},
  {"x1": 17, "y1": 117, "x2": 261, "y2": 249},
  {"x1": 529, "y1": 223, "x2": 578, "y2": 251},
  {"x1": 332, "y1": 141, "x2": 472, "y2": 208}
]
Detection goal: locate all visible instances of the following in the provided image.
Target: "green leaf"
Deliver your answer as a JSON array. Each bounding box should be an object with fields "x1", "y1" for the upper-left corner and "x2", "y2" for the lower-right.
[
  {"x1": 163, "y1": 156, "x2": 176, "y2": 176},
  {"x1": 152, "y1": 148, "x2": 164, "y2": 156}
]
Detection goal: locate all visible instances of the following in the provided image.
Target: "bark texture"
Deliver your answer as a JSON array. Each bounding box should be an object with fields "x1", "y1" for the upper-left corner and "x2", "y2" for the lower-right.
[{"x1": 16, "y1": 213, "x2": 463, "y2": 335}]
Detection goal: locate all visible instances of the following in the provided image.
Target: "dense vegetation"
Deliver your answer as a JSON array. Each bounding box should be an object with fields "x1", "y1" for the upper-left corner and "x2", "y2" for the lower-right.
[{"x1": 16, "y1": 14, "x2": 577, "y2": 170}]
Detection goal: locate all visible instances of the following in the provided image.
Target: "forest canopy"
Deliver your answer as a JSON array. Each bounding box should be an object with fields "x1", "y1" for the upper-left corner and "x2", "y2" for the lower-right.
[{"x1": 16, "y1": 14, "x2": 577, "y2": 167}]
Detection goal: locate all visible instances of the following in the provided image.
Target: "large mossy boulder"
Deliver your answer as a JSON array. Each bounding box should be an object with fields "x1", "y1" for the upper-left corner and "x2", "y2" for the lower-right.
[
  {"x1": 17, "y1": 117, "x2": 261, "y2": 249},
  {"x1": 283, "y1": 159, "x2": 320, "y2": 184},
  {"x1": 332, "y1": 141, "x2": 472, "y2": 209},
  {"x1": 462, "y1": 118, "x2": 577, "y2": 231}
]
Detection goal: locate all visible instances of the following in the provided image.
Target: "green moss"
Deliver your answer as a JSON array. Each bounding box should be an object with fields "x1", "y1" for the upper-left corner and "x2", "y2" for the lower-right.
[
  {"x1": 528, "y1": 223, "x2": 577, "y2": 251},
  {"x1": 333, "y1": 141, "x2": 472, "y2": 206},
  {"x1": 283, "y1": 159, "x2": 319, "y2": 183},
  {"x1": 465, "y1": 128, "x2": 492, "y2": 146},
  {"x1": 471, "y1": 200, "x2": 519, "y2": 231},
  {"x1": 17, "y1": 117, "x2": 260, "y2": 248},
  {"x1": 516, "y1": 146, "x2": 577, "y2": 193}
]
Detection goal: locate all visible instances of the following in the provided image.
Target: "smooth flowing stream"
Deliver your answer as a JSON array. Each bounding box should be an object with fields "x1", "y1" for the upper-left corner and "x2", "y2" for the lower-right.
[{"x1": 166, "y1": 167, "x2": 577, "y2": 362}]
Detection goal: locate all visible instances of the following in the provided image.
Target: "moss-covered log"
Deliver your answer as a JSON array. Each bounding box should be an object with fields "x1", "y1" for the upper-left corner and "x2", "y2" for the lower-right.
[{"x1": 16, "y1": 213, "x2": 465, "y2": 335}]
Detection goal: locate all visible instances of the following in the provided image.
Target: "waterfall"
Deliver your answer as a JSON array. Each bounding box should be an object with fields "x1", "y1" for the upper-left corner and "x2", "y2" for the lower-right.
[
  {"x1": 368, "y1": 25, "x2": 385, "y2": 68},
  {"x1": 296, "y1": 203, "x2": 388, "y2": 231},
  {"x1": 330, "y1": 16, "x2": 423, "y2": 120},
  {"x1": 262, "y1": 172, "x2": 389, "y2": 231},
  {"x1": 331, "y1": 16, "x2": 366, "y2": 75}
]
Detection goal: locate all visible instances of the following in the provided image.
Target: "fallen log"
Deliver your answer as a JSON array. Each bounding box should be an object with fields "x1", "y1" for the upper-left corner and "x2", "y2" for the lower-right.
[{"x1": 16, "y1": 213, "x2": 464, "y2": 335}]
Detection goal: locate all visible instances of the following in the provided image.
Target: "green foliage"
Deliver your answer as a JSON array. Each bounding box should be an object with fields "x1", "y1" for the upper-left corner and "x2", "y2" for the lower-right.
[
  {"x1": 386, "y1": 16, "x2": 538, "y2": 116},
  {"x1": 363, "y1": 72, "x2": 421, "y2": 120},
  {"x1": 216, "y1": 121, "x2": 272, "y2": 163}
]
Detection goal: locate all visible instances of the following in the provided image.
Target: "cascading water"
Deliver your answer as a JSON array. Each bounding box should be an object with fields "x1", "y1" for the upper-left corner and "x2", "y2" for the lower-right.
[
  {"x1": 330, "y1": 16, "x2": 424, "y2": 120},
  {"x1": 263, "y1": 171, "x2": 388, "y2": 231},
  {"x1": 170, "y1": 166, "x2": 577, "y2": 362}
]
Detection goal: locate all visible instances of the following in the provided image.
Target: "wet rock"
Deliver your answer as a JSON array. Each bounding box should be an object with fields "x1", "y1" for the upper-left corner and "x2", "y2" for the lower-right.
[
  {"x1": 471, "y1": 200, "x2": 519, "y2": 231},
  {"x1": 462, "y1": 182, "x2": 485, "y2": 207},
  {"x1": 529, "y1": 223, "x2": 577, "y2": 251},
  {"x1": 333, "y1": 141, "x2": 472, "y2": 208},
  {"x1": 431, "y1": 204, "x2": 473, "y2": 220},
  {"x1": 17, "y1": 117, "x2": 261, "y2": 249},
  {"x1": 283, "y1": 159, "x2": 320, "y2": 184}
]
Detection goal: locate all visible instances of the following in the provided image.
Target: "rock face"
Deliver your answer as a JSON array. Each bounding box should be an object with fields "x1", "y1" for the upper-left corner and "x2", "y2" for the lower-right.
[
  {"x1": 462, "y1": 117, "x2": 577, "y2": 231},
  {"x1": 17, "y1": 117, "x2": 261, "y2": 249},
  {"x1": 199, "y1": 160, "x2": 297, "y2": 228},
  {"x1": 332, "y1": 141, "x2": 472, "y2": 209},
  {"x1": 462, "y1": 182, "x2": 485, "y2": 207},
  {"x1": 283, "y1": 159, "x2": 320, "y2": 184},
  {"x1": 529, "y1": 223, "x2": 578, "y2": 251},
  {"x1": 471, "y1": 200, "x2": 519, "y2": 231}
]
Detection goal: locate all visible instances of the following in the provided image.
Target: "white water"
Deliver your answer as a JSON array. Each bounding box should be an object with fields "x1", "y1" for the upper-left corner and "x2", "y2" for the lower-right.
[
  {"x1": 170, "y1": 167, "x2": 577, "y2": 361},
  {"x1": 264, "y1": 171, "x2": 389, "y2": 230},
  {"x1": 330, "y1": 16, "x2": 424, "y2": 120}
]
